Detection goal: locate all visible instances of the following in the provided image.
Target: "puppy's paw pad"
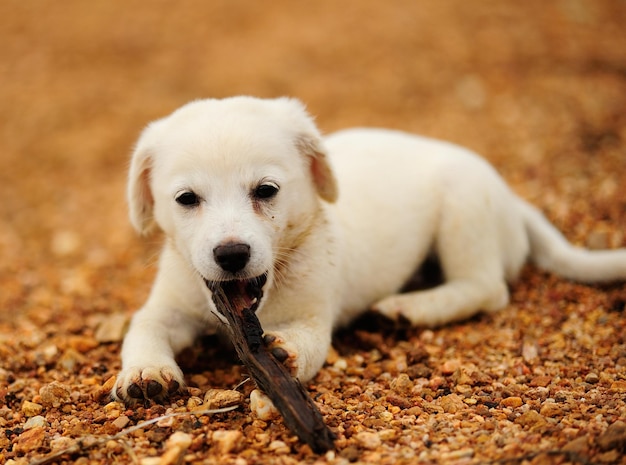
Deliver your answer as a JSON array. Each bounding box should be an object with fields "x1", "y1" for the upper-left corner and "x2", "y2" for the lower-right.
[
  {"x1": 270, "y1": 346, "x2": 290, "y2": 363},
  {"x1": 113, "y1": 365, "x2": 185, "y2": 405},
  {"x1": 126, "y1": 382, "x2": 145, "y2": 400},
  {"x1": 262, "y1": 333, "x2": 298, "y2": 375}
]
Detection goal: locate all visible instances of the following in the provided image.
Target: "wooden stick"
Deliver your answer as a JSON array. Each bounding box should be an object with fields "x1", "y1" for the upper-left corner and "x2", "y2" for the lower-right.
[{"x1": 211, "y1": 286, "x2": 335, "y2": 453}]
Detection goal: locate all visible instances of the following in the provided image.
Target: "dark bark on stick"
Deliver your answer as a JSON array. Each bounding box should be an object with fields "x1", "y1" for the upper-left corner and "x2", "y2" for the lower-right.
[{"x1": 211, "y1": 287, "x2": 335, "y2": 453}]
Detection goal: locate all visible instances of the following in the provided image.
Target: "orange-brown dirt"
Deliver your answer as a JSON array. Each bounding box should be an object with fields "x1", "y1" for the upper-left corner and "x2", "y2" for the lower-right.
[{"x1": 1, "y1": 1, "x2": 625, "y2": 464}]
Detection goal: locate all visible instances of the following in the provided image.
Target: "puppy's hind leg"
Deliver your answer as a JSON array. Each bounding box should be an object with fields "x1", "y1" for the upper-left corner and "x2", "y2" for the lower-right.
[
  {"x1": 374, "y1": 187, "x2": 511, "y2": 327},
  {"x1": 373, "y1": 277, "x2": 509, "y2": 327}
]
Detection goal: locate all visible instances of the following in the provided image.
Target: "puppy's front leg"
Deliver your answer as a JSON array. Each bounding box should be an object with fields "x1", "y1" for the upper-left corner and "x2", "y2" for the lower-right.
[
  {"x1": 114, "y1": 305, "x2": 201, "y2": 404},
  {"x1": 114, "y1": 247, "x2": 209, "y2": 405},
  {"x1": 261, "y1": 314, "x2": 334, "y2": 383}
]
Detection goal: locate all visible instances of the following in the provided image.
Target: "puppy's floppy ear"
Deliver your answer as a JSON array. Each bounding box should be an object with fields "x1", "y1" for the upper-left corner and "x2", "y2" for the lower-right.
[
  {"x1": 280, "y1": 98, "x2": 338, "y2": 203},
  {"x1": 127, "y1": 125, "x2": 158, "y2": 235},
  {"x1": 296, "y1": 135, "x2": 338, "y2": 203}
]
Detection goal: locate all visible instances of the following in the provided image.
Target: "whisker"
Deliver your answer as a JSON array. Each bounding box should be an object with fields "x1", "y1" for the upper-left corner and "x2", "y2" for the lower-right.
[
  {"x1": 273, "y1": 245, "x2": 311, "y2": 261},
  {"x1": 272, "y1": 264, "x2": 288, "y2": 291},
  {"x1": 271, "y1": 253, "x2": 292, "y2": 292}
]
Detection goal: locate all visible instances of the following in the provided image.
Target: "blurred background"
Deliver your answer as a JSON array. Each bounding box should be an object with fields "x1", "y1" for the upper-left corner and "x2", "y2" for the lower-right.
[{"x1": 0, "y1": 0, "x2": 625, "y2": 322}]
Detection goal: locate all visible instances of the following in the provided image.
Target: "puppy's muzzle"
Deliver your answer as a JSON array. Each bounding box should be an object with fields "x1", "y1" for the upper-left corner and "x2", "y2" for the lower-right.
[{"x1": 213, "y1": 242, "x2": 251, "y2": 273}]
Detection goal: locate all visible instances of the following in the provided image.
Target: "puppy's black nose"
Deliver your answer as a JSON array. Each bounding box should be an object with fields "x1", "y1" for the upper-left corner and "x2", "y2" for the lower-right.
[{"x1": 213, "y1": 242, "x2": 251, "y2": 273}]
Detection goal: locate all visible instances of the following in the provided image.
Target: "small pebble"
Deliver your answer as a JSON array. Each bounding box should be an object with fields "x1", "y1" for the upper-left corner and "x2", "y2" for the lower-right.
[
  {"x1": 378, "y1": 429, "x2": 397, "y2": 440},
  {"x1": 203, "y1": 389, "x2": 243, "y2": 410},
  {"x1": 530, "y1": 376, "x2": 552, "y2": 388},
  {"x1": 186, "y1": 396, "x2": 203, "y2": 410},
  {"x1": 158, "y1": 431, "x2": 194, "y2": 464},
  {"x1": 539, "y1": 402, "x2": 563, "y2": 417},
  {"x1": 106, "y1": 408, "x2": 121, "y2": 420},
  {"x1": 441, "y1": 359, "x2": 461, "y2": 375},
  {"x1": 515, "y1": 410, "x2": 548, "y2": 430},
  {"x1": 268, "y1": 440, "x2": 290, "y2": 454},
  {"x1": 453, "y1": 369, "x2": 474, "y2": 386},
  {"x1": 355, "y1": 431, "x2": 381, "y2": 450},
  {"x1": 112, "y1": 415, "x2": 130, "y2": 430},
  {"x1": 8, "y1": 379, "x2": 27, "y2": 393},
  {"x1": 212, "y1": 430, "x2": 242, "y2": 454},
  {"x1": 103, "y1": 401, "x2": 120, "y2": 412},
  {"x1": 157, "y1": 414, "x2": 176, "y2": 428},
  {"x1": 13, "y1": 426, "x2": 46, "y2": 454},
  {"x1": 50, "y1": 436, "x2": 74, "y2": 451},
  {"x1": 166, "y1": 431, "x2": 192, "y2": 449},
  {"x1": 501, "y1": 397, "x2": 523, "y2": 408},
  {"x1": 94, "y1": 376, "x2": 117, "y2": 403},
  {"x1": 58, "y1": 348, "x2": 85, "y2": 372},
  {"x1": 250, "y1": 389, "x2": 279, "y2": 420},
  {"x1": 333, "y1": 358, "x2": 348, "y2": 370},
  {"x1": 68, "y1": 335, "x2": 99, "y2": 353},
  {"x1": 522, "y1": 341, "x2": 539, "y2": 362},
  {"x1": 39, "y1": 381, "x2": 71, "y2": 407},
  {"x1": 95, "y1": 313, "x2": 129, "y2": 343},
  {"x1": 23, "y1": 415, "x2": 47, "y2": 429},
  {"x1": 21, "y1": 400, "x2": 43, "y2": 417},
  {"x1": 187, "y1": 387, "x2": 202, "y2": 397},
  {"x1": 391, "y1": 373, "x2": 413, "y2": 394},
  {"x1": 190, "y1": 374, "x2": 209, "y2": 386},
  {"x1": 37, "y1": 344, "x2": 59, "y2": 364},
  {"x1": 439, "y1": 393, "x2": 465, "y2": 413}
]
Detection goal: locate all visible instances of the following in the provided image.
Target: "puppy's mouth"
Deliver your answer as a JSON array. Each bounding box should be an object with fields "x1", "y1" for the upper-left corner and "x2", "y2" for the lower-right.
[{"x1": 205, "y1": 273, "x2": 268, "y2": 314}]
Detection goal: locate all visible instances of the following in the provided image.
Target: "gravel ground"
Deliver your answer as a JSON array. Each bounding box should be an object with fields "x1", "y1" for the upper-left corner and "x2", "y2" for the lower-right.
[{"x1": 1, "y1": 1, "x2": 625, "y2": 464}]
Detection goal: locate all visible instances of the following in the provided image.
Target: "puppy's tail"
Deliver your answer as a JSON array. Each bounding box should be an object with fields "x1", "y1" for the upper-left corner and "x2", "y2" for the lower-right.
[{"x1": 519, "y1": 198, "x2": 626, "y2": 283}]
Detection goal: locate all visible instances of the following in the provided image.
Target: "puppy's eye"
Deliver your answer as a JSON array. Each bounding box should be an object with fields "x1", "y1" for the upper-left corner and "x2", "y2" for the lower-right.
[
  {"x1": 175, "y1": 191, "x2": 200, "y2": 207},
  {"x1": 254, "y1": 182, "x2": 279, "y2": 200}
]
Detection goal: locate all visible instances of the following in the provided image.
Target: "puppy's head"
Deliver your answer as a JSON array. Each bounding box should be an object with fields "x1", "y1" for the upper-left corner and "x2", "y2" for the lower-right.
[{"x1": 127, "y1": 97, "x2": 337, "y2": 305}]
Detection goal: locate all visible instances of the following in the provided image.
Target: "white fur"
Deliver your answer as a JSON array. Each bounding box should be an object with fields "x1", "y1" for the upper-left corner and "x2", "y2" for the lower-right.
[{"x1": 114, "y1": 96, "x2": 626, "y2": 403}]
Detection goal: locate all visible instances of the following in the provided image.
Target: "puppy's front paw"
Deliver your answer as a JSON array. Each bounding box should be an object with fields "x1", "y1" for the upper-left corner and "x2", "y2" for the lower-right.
[
  {"x1": 262, "y1": 333, "x2": 298, "y2": 376},
  {"x1": 113, "y1": 365, "x2": 185, "y2": 405}
]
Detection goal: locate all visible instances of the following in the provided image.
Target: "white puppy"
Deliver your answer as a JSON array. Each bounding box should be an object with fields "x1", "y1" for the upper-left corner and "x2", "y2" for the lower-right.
[{"x1": 114, "y1": 96, "x2": 626, "y2": 403}]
